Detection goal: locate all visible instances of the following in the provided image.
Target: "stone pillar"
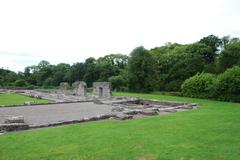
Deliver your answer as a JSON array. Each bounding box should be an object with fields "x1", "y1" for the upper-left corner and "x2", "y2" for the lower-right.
[
  {"x1": 93, "y1": 82, "x2": 112, "y2": 98},
  {"x1": 72, "y1": 81, "x2": 87, "y2": 97}
]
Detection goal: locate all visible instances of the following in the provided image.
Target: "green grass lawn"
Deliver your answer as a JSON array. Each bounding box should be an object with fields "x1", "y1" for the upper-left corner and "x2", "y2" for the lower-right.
[
  {"x1": 0, "y1": 92, "x2": 240, "y2": 160},
  {"x1": 0, "y1": 93, "x2": 48, "y2": 106}
]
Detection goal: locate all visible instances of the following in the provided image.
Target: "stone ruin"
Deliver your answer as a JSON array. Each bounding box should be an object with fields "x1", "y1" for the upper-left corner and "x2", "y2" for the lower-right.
[
  {"x1": 0, "y1": 82, "x2": 200, "y2": 133},
  {"x1": 0, "y1": 98, "x2": 199, "y2": 132},
  {"x1": 58, "y1": 81, "x2": 112, "y2": 99},
  {"x1": 72, "y1": 81, "x2": 87, "y2": 97},
  {"x1": 93, "y1": 82, "x2": 112, "y2": 98}
]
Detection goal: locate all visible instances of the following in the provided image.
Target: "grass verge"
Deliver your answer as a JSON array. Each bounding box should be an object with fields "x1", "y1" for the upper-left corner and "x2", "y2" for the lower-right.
[{"x1": 0, "y1": 93, "x2": 48, "y2": 106}]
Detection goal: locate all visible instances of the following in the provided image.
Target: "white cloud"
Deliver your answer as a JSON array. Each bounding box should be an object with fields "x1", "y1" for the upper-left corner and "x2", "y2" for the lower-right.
[{"x1": 0, "y1": 0, "x2": 239, "y2": 72}]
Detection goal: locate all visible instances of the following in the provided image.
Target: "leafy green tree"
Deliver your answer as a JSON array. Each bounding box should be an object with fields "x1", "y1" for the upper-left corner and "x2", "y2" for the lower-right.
[
  {"x1": 0, "y1": 69, "x2": 19, "y2": 86},
  {"x1": 36, "y1": 65, "x2": 53, "y2": 86},
  {"x1": 199, "y1": 35, "x2": 222, "y2": 63},
  {"x1": 43, "y1": 77, "x2": 54, "y2": 88},
  {"x1": 38, "y1": 60, "x2": 50, "y2": 70},
  {"x1": 103, "y1": 54, "x2": 128, "y2": 69},
  {"x1": 83, "y1": 57, "x2": 98, "y2": 87},
  {"x1": 67, "y1": 62, "x2": 85, "y2": 83},
  {"x1": 128, "y1": 46, "x2": 155, "y2": 92},
  {"x1": 150, "y1": 43, "x2": 209, "y2": 91},
  {"x1": 217, "y1": 41, "x2": 240, "y2": 72},
  {"x1": 52, "y1": 71, "x2": 65, "y2": 86},
  {"x1": 200, "y1": 35, "x2": 222, "y2": 52}
]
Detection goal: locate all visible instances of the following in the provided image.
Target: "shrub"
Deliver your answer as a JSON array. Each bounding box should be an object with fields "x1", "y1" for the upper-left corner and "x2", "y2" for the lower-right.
[
  {"x1": 181, "y1": 73, "x2": 217, "y2": 99},
  {"x1": 26, "y1": 85, "x2": 36, "y2": 90},
  {"x1": 215, "y1": 66, "x2": 240, "y2": 102},
  {"x1": 165, "y1": 80, "x2": 183, "y2": 92},
  {"x1": 87, "y1": 87, "x2": 93, "y2": 93},
  {"x1": 109, "y1": 75, "x2": 127, "y2": 91},
  {"x1": 14, "y1": 79, "x2": 27, "y2": 87}
]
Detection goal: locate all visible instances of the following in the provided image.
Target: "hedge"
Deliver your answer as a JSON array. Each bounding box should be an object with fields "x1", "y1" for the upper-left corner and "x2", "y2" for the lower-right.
[{"x1": 181, "y1": 66, "x2": 240, "y2": 102}]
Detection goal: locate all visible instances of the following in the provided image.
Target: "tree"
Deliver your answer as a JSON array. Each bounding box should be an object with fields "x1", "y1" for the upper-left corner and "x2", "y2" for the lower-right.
[
  {"x1": 83, "y1": 57, "x2": 98, "y2": 87},
  {"x1": 38, "y1": 60, "x2": 50, "y2": 69},
  {"x1": 200, "y1": 35, "x2": 222, "y2": 52},
  {"x1": 199, "y1": 35, "x2": 222, "y2": 63},
  {"x1": 68, "y1": 62, "x2": 85, "y2": 83},
  {"x1": 36, "y1": 65, "x2": 53, "y2": 86},
  {"x1": 149, "y1": 43, "x2": 209, "y2": 91},
  {"x1": 128, "y1": 46, "x2": 155, "y2": 92},
  {"x1": 217, "y1": 41, "x2": 240, "y2": 72},
  {"x1": 52, "y1": 71, "x2": 65, "y2": 86},
  {"x1": 103, "y1": 54, "x2": 128, "y2": 69}
]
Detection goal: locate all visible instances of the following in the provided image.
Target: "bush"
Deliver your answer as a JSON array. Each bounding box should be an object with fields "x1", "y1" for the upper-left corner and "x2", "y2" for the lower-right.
[
  {"x1": 215, "y1": 66, "x2": 240, "y2": 102},
  {"x1": 14, "y1": 79, "x2": 27, "y2": 87},
  {"x1": 165, "y1": 80, "x2": 183, "y2": 92},
  {"x1": 26, "y1": 85, "x2": 36, "y2": 90},
  {"x1": 181, "y1": 73, "x2": 217, "y2": 99},
  {"x1": 109, "y1": 75, "x2": 127, "y2": 91},
  {"x1": 87, "y1": 87, "x2": 93, "y2": 93}
]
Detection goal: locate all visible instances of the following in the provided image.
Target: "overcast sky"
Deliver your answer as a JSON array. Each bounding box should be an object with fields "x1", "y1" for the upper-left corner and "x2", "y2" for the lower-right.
[{"x1": 0, "y1": 0, "x2": 240, "y2": 72}]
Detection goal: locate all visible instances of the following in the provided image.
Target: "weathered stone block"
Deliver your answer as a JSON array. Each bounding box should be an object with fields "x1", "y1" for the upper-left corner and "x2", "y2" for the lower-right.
[
  {"x1": 93, "y1": 82, "x2": 112, "y2": 98},
  {"x1": 24, "y1": 101, "x2": 34, "y2": 105},
  {"x1": 0, "y1": 123, "x2": 29, "y2": 132},
  {"x1": 5, "y1": 116, "x2": 25, "y2": 124}
]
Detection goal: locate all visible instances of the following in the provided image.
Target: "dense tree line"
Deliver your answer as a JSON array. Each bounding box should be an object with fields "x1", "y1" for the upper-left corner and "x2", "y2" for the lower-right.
[
  {"x1": 0, "y1": 54, "x2": 129, "y2": 88},
  {"x1": 1, "y1": 35, "x2": 239, "y2": 99}
]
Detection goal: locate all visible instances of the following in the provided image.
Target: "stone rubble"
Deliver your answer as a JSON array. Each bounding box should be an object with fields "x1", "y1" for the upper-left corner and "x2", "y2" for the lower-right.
[
  {"x1": 0, "y1": 123, "x2": 29, "y2": 132},
  {"x1": 1, "y1": 116, "x2": 29, "y2": 132}
]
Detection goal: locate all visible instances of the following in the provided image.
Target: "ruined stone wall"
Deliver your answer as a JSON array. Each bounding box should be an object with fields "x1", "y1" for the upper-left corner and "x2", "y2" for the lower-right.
[
  {"x1": 93, "y1": 82, "x2": 112, "y2": 98},
  {"x1": 72, "y1": 81, "x2": 87, "y2": 97}
]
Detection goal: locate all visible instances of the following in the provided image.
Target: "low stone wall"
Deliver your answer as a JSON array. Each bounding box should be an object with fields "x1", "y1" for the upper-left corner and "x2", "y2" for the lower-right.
[{"x1": 0, "y1": 123, "x2": 29, "y2": 132}]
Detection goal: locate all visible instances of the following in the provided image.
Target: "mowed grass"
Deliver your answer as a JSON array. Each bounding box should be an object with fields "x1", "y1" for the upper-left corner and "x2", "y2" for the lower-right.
[
  {"x1": 0, "y1": 93, "x2": 48, "y2": 106},
  {"x1": 0, "y1": 92, "x2": 240, "y2": 160}
]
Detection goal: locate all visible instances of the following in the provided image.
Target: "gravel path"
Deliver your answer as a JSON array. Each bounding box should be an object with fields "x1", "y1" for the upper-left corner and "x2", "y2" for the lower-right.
[{"x1": 0, "y1": 102, "x2": 114, "y2": 127}]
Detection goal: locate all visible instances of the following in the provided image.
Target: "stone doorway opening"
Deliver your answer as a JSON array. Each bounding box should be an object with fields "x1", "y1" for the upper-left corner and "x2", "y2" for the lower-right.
[{"x1": 99, "y1": 87, "x2": 103, "y2": 97}]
